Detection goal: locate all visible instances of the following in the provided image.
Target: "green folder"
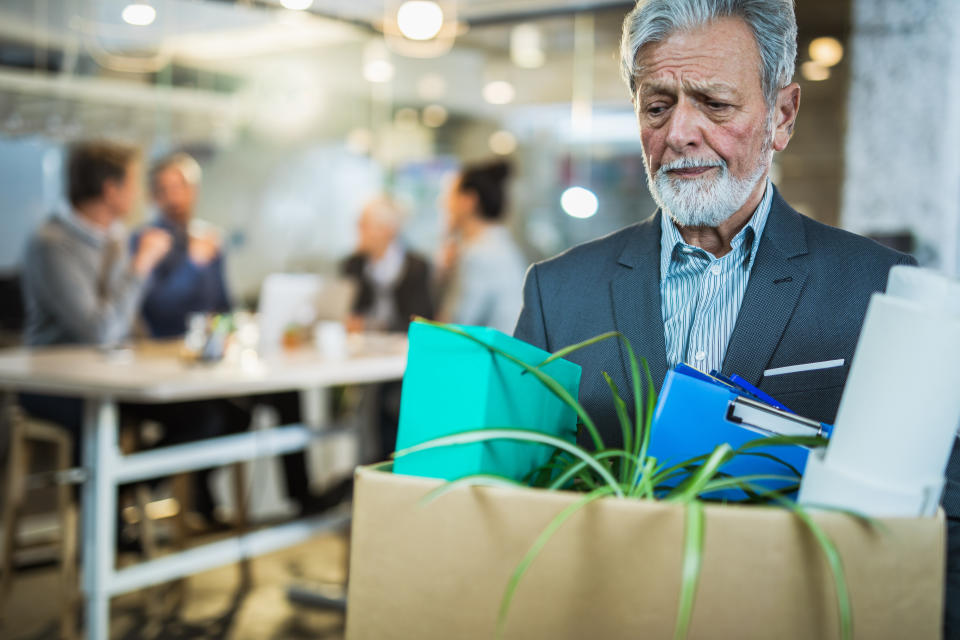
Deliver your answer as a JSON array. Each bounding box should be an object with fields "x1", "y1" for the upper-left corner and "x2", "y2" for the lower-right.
[{"x1": 393, "y1": 321, "x2": 582, "y2": 481}]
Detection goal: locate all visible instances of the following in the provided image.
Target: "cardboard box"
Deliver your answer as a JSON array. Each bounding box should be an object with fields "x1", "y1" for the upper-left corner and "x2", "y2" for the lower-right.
[
  {"x1": 394, "y1": 322, "x2": 581, "y2": 481},
  {"x1": 346, "y1": 465, "x2": 944, "y2": 640}
]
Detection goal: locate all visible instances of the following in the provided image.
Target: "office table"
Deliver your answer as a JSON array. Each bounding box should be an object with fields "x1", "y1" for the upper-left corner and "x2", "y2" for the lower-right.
[{"x1": 0, "y1": 336, "x2": 407, "y2": 640}]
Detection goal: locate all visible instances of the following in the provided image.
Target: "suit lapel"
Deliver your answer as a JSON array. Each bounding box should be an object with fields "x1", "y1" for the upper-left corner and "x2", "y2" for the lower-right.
[
  {"x1": 721, "y1": 189, "x2": 809, "y2": 385},
  {"x1": 610, "y1": 212, "x2": 669, "y2": 390}
]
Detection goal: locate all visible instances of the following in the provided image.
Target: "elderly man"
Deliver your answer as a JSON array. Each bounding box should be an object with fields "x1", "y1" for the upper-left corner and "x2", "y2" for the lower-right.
[
  {"x1": 134, "y1": 152, "x2": 230, "y2": 338},
  {"x1": 514, "y1": 0, "x2": 960, "y2": 633},
  {"x1": 342, "y1": 196, "x2": 434, "y2": 333}
]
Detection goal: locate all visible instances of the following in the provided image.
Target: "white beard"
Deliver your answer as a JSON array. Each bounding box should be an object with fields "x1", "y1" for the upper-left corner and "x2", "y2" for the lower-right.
[{"x1": 645, "y1": 154, "x2": 767, "y2": 228}]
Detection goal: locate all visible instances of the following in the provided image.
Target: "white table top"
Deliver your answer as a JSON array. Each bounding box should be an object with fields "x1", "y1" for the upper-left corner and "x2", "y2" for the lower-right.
[{"x1": 0, "y1": 334, "x2": 408, "y2": 403}]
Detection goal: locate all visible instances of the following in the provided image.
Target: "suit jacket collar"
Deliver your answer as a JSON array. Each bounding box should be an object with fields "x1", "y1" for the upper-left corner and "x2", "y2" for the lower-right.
[
  {"x1": 611, "y1": 211, "x2": 669, "y2": 390},
  {"x1": 721, "y1": 187, "x2": 810, "y2": 384},
  {"x1": 609, "y1": 187, "x2": 810, "y2": 390}
]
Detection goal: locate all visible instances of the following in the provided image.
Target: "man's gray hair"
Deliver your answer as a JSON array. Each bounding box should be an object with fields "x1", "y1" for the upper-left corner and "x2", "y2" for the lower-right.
[
  {"x1": 619, "y1": 0, "x2": 797, "y2": 107},
  {"x1": 362, "y1": 195, "x2": 407, "y2": 230},
  {"x1": 150, "y1": 152, "x2": 202, "y2": 189}
]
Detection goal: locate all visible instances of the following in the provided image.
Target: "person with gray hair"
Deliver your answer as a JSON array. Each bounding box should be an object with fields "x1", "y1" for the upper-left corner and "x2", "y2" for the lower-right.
[
  {"x1": 341, "y1": 195, "x2": 435, "y2": 333},
  {"x1": 514, "y1": 0, "x2": 941, "y2": 623},
  {"x1": 132, "y1": 151, "x2": 230, "y2": 338}
]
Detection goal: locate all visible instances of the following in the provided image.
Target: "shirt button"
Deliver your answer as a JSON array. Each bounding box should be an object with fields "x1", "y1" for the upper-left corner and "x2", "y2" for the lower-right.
[
  {"x1": 710, "y1": 264, "x2": 722, "y2": 275},
  {"x1": 695, "y1": 351, "x2": 706, "y2": 362}
]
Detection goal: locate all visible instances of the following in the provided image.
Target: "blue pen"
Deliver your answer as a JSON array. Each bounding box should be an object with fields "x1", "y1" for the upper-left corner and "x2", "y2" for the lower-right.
[{"x1": 729, "y1": 373, "x2": 795, "y2": 414}]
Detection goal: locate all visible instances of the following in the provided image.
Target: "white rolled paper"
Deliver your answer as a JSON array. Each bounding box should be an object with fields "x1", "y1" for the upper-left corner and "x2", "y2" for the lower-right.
[{"x1": 799, "y1": 266, "x2": 960, "y2": 516}]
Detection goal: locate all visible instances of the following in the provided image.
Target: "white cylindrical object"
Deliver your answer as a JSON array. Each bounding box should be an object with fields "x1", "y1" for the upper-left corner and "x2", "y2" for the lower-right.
[
  {"x1": 885, "y1": 265, "x2": 960, "y2": 315},
  {"x1": 824, "y1": 293, "x2": 960, "y2": 484}
]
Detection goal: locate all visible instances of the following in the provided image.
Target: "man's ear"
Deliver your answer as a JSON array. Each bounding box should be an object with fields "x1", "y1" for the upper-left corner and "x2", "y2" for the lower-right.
[{"x1": 772, "y1": 82, "x2": 801, "y2": 152}]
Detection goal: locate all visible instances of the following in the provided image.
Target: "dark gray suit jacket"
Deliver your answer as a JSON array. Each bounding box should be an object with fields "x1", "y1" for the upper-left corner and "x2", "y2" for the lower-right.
[{"x1": 514, "y1": 188, "x2": 917, "y2": 451}]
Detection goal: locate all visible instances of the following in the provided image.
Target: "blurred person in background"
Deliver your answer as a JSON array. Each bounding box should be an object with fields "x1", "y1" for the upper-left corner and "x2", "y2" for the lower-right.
[
  {"x1": 133, "y1": 152, "x2": 230, "y2": 338},
  {"x1": 22, "y1": 142, "x2": 171, "y2": 351},
  {"x1": 341, "y1": 195, "x2": 435, "y2": 333},
  {"x1": 340, "y1": 195, "x2": 435, "y2": 461},
  {"x1": 438, "y1": 160, "x2": 527, "y2": 334},
  {"x1": 19, "y1": 141, "x2": 170, "y2": 436}
]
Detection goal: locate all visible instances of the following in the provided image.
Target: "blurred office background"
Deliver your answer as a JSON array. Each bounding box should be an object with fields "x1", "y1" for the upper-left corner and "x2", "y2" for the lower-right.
[
  {"x1": 1, "y1": 0, "x2": 958, "y2": 638},
  {"x1": 6, "y1": 0, "x2": 946, "y2": 307}
]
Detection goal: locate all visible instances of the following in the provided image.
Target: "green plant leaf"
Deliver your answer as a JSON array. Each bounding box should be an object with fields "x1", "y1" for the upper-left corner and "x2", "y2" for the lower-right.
[
  {"x1": 739, "y1": 482, "x2": 854, "y2": 640},
  {"x1": 737, "y1": 435, "x2": 828, "y2": 451},
  {"x1": 496, "y1": 485, "x2": 617, "y2": 639},
  {"x1": 533, "y1": 331, "x2": 622, "y2": 368},
  {"x1": 667, "y1": 444, "x2": 735, "y2": 502},
  {"x1": 547, "y1": 449, "x2": 637, "y2": 491},
  {"x1": 393, "y1": 427, "x2": 624, "y2": 498},
  {"x1": 674, "y1": 500, "x2": 705, "y2": 640},
  {"x1": 602, "y1": 371, "x2": 634, "y2": 481},
  {"x1": 413, "y1": 319, "x2": 607, "y2": 451},
  {"x1": 418, "y1": 474, "x2": 526, "y2": 507},
  {"x1": 698, "y1": 474, "x2": 801, "y2": 495},
  {"x1": 638, "y1": 357, "x2": 656, "y2": 466}
]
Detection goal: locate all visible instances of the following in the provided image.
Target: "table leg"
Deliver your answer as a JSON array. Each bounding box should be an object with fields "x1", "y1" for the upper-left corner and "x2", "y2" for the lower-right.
[{"x1": 82, "y1": 398, "x2": 118, "y2": 640}]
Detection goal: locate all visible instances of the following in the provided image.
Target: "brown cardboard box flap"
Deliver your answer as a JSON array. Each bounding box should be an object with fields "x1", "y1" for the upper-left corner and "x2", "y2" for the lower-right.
[{"x1": 346, "y1": 465, "x2": 944, "y2": 640}]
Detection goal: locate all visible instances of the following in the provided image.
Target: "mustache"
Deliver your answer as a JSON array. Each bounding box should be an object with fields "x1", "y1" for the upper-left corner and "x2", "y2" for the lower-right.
[{"x1": 658, "y1": 157, "x2": 726, "y2": 175}]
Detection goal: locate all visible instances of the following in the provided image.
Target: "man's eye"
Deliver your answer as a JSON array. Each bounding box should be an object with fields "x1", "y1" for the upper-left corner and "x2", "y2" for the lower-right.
[
  {"x1": 647, "y1": 105, "x2": 668, "y2": 116},
  {"x1": 706, "y1": 101, "x2": 729, "y2": 110}
]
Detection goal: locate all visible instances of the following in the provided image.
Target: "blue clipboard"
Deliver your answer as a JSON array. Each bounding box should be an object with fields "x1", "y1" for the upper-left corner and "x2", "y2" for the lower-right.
[{"x1": 648, "y1": 366, "x2": 832, "y2": 500}]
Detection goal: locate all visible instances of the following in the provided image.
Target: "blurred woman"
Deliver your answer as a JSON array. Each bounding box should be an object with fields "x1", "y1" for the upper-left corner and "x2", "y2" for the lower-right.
[{"x1": 438, "y1": 160, "x2": 527, "y2": 334}]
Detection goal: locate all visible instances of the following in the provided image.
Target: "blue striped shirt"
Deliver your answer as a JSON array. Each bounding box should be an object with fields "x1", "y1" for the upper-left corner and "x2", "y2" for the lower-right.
[{"x1": 659, "y1": 180, "x2": 773, "y2": 373}]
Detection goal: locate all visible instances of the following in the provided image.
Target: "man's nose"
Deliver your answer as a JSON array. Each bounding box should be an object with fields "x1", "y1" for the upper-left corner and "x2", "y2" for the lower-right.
[{"x1": 664, "y1": 100, "x2": 702, "y2": 152}]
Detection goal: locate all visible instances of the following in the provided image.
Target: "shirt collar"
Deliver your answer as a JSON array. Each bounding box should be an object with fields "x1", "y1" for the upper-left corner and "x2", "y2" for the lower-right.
[{"x1": 659, "y1": 178, "x2": 773, "y2": 277}]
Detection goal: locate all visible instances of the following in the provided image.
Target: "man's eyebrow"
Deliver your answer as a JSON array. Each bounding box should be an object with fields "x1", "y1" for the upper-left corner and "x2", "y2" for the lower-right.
[{"x1": 639, "y1": 79, "x2": 740, "y2": 99}]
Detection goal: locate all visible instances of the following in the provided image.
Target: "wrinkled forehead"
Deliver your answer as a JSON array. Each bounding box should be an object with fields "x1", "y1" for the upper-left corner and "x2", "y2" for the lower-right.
[{"x1": 634, "y1": 18, "x2": 764, "y2": 97}]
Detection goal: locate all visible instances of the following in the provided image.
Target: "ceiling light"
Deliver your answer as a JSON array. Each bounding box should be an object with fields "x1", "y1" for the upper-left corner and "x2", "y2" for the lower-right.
[
  {"x1": 422, "y1": 104, "x2": 448, "y2": 128},
  {"x1": 280, "y1": 0, "x2": 313, "y2": 9},
  {"x1": 483, "y1": 81, "x2": 515, "y2": 105},
  {"x1": 809, "y1": 37, "x2": 843, "y2": 67},
  {"x1": 489, "y1": 130, "x2": 517, "y2": 155},
  {"x1": 561, "y1": 186, "x2": 598, "y2": 219},
  {"x1": 121, "y1": 3, "x2": 156, "y2": 26},
  {"x1": 396, "y1": 1, "x2": 444, "y2": 41},
  {"x1": 801, "y1": 61, "x2": 830, "y2": 82},
  {"x1": 511, "y1": 23, "x2": 545, "y2": 69},
  {"x1": 363, "y1": 40, "x2": 395, "y2": 83}
]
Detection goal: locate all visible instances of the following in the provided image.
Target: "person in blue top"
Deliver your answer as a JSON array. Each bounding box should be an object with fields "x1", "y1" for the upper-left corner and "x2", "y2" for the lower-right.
[{"x1": 132, "y1": 152, "x2": 230, "y2": 338}]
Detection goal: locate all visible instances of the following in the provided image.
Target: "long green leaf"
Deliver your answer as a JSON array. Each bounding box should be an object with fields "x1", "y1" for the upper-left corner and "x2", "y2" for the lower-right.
[
  {"x1": 674, "y1": 500, "x2": 705, "y2": 640},
  {"x1": 393, "y1": 428, "x2": 624, "y2": 498},
  {"x1": 547, "y1": 449, "x2": 637, "y2": 491},
  {"x1": 419, "y1": 474, "x2": 526, "y2": 507},
  {"x1": 629, "y1": 456, "x2": 659, "y2": 499},
  {"x1": 496, "y1": 486, "x2": 617, "y2": 639},
  {"x1": 667, "y1": 444, "x2": 735, "y2": 502},
  {"x1": 638, "y1": 357, "x2": 656, "y2": 468},
  {"x1": 737, "y1": 435, "x2": 828, "y2": 451},
  {"x1": 602, "y1": 372, "x2": 634, "y2": 481},
  {"x1": 414, "y1": 319, "x2": 606, "y2": 451},
  {"x1": 533, "y1": 331, "x2": 622, "y2": 368},
  {"x1": 739, "y1": 482, "x2": 853, "y2": 640},
  {"x1": 698, "y1": 474, "x2": 801, "y2": 495}
]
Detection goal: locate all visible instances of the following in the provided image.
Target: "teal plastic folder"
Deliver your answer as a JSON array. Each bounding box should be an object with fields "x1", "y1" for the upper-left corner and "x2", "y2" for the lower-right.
[{"x1": 393, "y1": 322, "x2": 582, "y2": 482}]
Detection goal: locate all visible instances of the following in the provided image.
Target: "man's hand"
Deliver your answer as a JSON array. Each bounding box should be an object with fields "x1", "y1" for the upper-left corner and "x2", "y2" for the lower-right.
[
  {"x1": 132, "y1": 228, "x2": 172, "y2": 276},
  {"x1": 188, "y1": 232, "x2": 221, "y2": 266}
]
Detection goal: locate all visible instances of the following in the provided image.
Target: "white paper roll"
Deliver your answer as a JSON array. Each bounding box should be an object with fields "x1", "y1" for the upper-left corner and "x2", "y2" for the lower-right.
[
  {"x1": 886, "y1": 265, "x2": 960, "y2": 315},
  {"x1": 823, "y1": 293, "x2": 960, "y2": 487}
]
